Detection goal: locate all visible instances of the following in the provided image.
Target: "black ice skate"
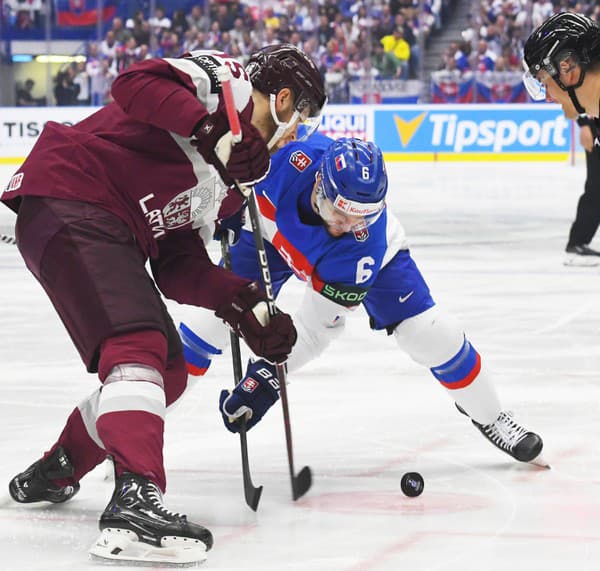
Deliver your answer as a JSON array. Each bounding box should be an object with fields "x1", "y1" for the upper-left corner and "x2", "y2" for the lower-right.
[
  {"x1": 458, "y1": 406, "x2": 548, "y2": 467},
  {"x1": 89, "y1": 472, "x2": 213, "y2": 566},
  {"x1": 9, "y1": 446, "x2": 80, "y2": 504},
  {"x1": 565, "y1": 244, "x2": 600, "y2": 267}
]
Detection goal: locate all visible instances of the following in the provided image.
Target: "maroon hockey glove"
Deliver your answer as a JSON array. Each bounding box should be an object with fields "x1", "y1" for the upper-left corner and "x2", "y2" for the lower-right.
[
  {"x1": 226, "y1": 114, "x2": 271, "y2": 186},
  {"x1": 192, "y1": 106, "x2": 230, "y2": 167},
  {"x1": 193, "y1": 108, "x2": 270, "y2": 187},
  {"x1": 215, "y1": 282, "x2": 297, "y2": 363}
]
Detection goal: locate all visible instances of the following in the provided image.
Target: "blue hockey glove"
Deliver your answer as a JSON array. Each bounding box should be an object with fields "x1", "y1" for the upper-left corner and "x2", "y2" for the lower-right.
[
  {"x1": 219, "y1": 359, "x2": 280, "y2": 433},
  {"x1": 213, "y1": 205, "x2": 246, "y2": 246}
]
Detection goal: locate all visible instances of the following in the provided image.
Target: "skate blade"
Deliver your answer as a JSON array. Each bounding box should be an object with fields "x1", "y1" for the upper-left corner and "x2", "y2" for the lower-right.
[
  {"x1": 528, "y1": 453, "x2": 551, "y2": 469},
  {"x1": 564, "y1": 256, "x2": 600, "y2": 267},
  {"x1": 89, "y1": 529, "x2": 207, "y2": 567}
]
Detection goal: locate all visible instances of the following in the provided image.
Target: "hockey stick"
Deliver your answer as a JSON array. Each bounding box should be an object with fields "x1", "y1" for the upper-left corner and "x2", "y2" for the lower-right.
[
  {"x1": 1, "y1": 233, "x2": 17, "y2": 245},
  {"x1": 220, "y1": 234, "x2": 263, "y2": 511},
  {"x1": 218, "y1": 66, "x2": 312, "y2": 501}
]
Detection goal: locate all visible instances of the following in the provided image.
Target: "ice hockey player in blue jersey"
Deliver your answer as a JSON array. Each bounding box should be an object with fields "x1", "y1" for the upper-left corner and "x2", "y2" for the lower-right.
[{"x1": 182, "y1": 135, "x2": 546, "y2": 466}]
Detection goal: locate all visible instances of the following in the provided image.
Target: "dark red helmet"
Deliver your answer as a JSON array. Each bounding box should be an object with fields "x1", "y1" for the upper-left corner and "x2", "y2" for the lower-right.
[{"x1": 246, "y1": 44, "x2": 326, "y2": 119}]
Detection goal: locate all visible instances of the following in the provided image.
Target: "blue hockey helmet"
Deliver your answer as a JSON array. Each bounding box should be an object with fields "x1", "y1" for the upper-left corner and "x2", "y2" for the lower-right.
[{"x1": 317, "y1": 138, "x2": 387, "y2": 228}]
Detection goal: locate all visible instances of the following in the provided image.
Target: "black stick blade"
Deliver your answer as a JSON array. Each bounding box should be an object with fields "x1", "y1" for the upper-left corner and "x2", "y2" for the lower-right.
[
  {"x1": 245, "y1": 481, "x2": 263, "y2": 512},
  {"x1": 292, "y1": 466, "x2": 312, "y2": 501},
  {"x1": 239, "y1": 430, "x2": 263, "y2": 511}
]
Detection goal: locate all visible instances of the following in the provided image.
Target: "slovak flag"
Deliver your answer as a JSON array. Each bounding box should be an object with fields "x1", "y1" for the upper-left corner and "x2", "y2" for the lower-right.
[
  {"x1": 334, "y1": 154, "x2": 346, "y2": 171},
  {"x1": 55, "y1": 0, "x2": 117, "y2": 27}
]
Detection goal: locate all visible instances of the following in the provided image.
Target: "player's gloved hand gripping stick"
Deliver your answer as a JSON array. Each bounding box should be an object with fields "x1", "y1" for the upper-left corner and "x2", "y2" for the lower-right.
[{"x1": 217, "y1": 66, "x2": 312, "y2": 501}]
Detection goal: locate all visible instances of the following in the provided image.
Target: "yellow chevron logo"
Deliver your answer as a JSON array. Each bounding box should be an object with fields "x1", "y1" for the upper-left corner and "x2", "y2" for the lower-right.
[{"x1": 393, "y1": 112, "x2": 427, "y2": 147}]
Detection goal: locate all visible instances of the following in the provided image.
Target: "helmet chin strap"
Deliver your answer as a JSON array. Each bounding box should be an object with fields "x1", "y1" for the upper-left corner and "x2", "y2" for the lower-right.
[
  {"x1": 266, "y1": 94, "x2": 300, "y2": 150},
  {"x1": 568, "y1": 87, "x2": 587, "y2": 114},
  {"x1": 565, "y1": 68, "x2": 587, "y2": 115}
]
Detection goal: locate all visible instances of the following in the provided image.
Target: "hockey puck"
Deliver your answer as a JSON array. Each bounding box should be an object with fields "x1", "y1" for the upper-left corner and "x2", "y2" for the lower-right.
[{"x1": 401, "y1": 472, "x2": 424, "y2": 497}]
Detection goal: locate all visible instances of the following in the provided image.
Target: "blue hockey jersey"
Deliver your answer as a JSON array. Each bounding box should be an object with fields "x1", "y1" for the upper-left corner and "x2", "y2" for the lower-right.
[{"x1": 251, "y1": 133, "x2": 391, "y2": 305}]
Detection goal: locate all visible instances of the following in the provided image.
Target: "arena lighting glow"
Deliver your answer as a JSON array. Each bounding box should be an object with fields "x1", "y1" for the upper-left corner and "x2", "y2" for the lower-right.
[
  {"x1": 11, "y1": 55, "x2": 33, "y2": 63},
  {"x1": 35, "y1": 55, "x2": 86, "y2": 64}
]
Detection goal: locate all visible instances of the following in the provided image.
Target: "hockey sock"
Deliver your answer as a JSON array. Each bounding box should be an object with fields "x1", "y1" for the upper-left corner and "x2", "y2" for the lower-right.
[
  {"x1": 46, "y1": 403, "x2": 107, "y2": 487},
  {"x1": 432, "y1": 337, "x2": 501, "y2": 425},
  {"x1": 97, "y1": 364, "x2": 167, "y2": 491},
  {"x1": 179, "y1": 322, "x2": 222, "y2": 376}
]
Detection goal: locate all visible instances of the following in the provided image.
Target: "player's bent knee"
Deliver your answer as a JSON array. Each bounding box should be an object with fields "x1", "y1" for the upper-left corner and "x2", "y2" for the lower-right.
[
  {"x1": 393, "y1": 305, "x2": 465, "y2": 367},
  {"x1": 104, "y1": 363, "x2": 164, "y2": 388},
  {"x1": 164, "y1": 352, "x2": 189, "y2": 406},
  {"x1": 98, "y1": 329, "x2": 168, "y2": 381}
]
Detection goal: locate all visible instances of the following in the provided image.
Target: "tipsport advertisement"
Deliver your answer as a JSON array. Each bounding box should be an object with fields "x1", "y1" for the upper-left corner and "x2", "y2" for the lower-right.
[
  {"x1": 0, "y1": 104, "x2": 575, "y2": 163},
  {"x1": 371, "y1": 104, "x2": 572, "y2": 161}
]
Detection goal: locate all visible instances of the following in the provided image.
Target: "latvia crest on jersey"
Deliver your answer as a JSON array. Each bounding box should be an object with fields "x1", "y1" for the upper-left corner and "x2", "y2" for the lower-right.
[{"x1": 162, "y1": 178, "x2": 227, "y2": 228}]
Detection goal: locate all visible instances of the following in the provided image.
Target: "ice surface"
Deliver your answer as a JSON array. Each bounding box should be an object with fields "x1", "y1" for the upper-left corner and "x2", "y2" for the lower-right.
[{"x1": 1, "y1": 161, "x2": 599, "y2": 570}]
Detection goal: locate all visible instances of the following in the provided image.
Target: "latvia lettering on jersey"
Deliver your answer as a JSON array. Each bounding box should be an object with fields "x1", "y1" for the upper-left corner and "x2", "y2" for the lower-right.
[{"x1": 253, "y1": 133, "x2": 389, "y2": 301}]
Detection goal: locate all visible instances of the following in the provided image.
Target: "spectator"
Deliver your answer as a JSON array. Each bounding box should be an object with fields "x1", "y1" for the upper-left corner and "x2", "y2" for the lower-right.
[
  {"x1": 380, "y1": 26, "x2": 410, "y2": 79},
  {"x1": 263, "y1": 6, "x2": 280, "y2": 31},
  {"x1": 206, "y1": 20, "x2": 222, "y2": 49},
  {"x1": 316, "y1": 14, "x2": 333, "y2": 46},
  {"x1": 371, "y1": 42, "x2": 402, "y2": 77},
  {"x1": 229, "y1": 17, "x2": 246, "y2": 46},
  {"x1": 171, "y1": 10, "x2": 188, "y2": 37},
  {"x1": 300, "y1": 4, "x2": 319, "y2": 35},
  {"x1": 125, "y1": 10, "x2": 144, "y2": 31},
  {"x1": 186, "y1": 4, "x2": 209, "y2": 33},
  {"x1": 261, "y1": 27, "x2": 281, "y2": 48},
  {"x1": 89, "y1": 59, "x2": 116, "y2": 106},
  {"x1": 73, "y1": 61, "x2": 91, "y2": 105},
  {"x1": 100, "y1": 30, "x2": 119, "y2": 60},
  {"x1": 472, "y1": 39, "x2": 496, "y2": 72},
  {"x1": 148, "y1": 6, "x2": 171, "y2": 36},
  {"x1": 111, "y1": 17, "x2": 131, "y2": 45},
  {"x1": 321, "y1": 38, "x2": 347, "y2": 102},
  {"x1": 182, "y1": 28, "x2": 203, "y2": 52},
  {"x1": 348, "y1": 52, "x2": 378, "y2": 79},
  {"x1": 15, "y1": 78, "x2": 45, "y2": 106},
  {"x1": 214, "y1": 4, "x2": 235, "y2": 32},
  {"x1": 132, "y1": 19, "x2": 151, "y2": 47},
  {"x1": 54, "y1": 68, "x2": 80, "y2": 106},
  {"x1": 136, "y1": 44, "x2": 151, "y2": 63},
  {"x1": 159, "y1": 31, "x2": 180, "y2": 58}
]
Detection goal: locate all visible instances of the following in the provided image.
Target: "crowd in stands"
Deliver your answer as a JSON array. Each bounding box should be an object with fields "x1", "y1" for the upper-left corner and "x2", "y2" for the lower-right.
[
  {"x1": 8, "y1": 0, "x2": 600, "y2": 105},
  {"x1": 436, "y1": 0, "x2": 600, "y2": 78},
  {"x1": 8, "y1": 0, "x2": 444, "y2": 105}
]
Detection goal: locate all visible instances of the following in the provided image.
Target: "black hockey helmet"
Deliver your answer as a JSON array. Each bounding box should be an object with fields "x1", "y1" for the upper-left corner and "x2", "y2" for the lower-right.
[
  {"x1": 523, "y1": 12, "x2": 600, "y2": 111},
  {"x1": 246, "y1": 44, "x2": 326, "y2": 120}
]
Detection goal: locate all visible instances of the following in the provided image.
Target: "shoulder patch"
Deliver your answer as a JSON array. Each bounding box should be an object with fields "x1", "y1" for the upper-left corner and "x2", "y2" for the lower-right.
[
  {"x1": 6, "y1": 173, "x2": 23, "y2": 192},
  {"x1": 289, "y1": 150, "x2": 312, "y2": 172}
]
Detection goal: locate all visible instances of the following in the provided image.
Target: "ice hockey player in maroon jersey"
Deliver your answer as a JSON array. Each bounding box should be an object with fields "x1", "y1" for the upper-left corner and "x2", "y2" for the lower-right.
[{"x1": 1, "y1": 45, "x2": 326, "y2": 566}]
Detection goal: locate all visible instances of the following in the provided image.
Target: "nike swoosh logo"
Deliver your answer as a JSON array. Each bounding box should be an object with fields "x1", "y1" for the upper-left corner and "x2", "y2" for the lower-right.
[{"x1": 398, "y1": 291, "x2": 414, "y2": 303}]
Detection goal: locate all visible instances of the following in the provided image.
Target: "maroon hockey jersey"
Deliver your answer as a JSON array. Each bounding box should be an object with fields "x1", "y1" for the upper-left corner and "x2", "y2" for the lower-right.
[{"x1": 1, "y1": 51, "x2": 256, "y2": 309}]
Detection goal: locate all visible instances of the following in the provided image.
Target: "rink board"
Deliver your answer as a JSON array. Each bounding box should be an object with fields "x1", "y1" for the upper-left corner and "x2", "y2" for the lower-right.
[{"x1": 0, "y1": 103, "x2": 577, "y2": 165}]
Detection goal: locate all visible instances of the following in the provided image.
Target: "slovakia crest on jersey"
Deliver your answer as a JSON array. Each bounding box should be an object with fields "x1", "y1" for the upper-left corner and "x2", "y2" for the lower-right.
[
  {"x1": 353, "y1": 226, "x2": 369, "y2": 242},
  {"x1": 289, "y1": 150, "x2": 312, "y2": 172}
]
